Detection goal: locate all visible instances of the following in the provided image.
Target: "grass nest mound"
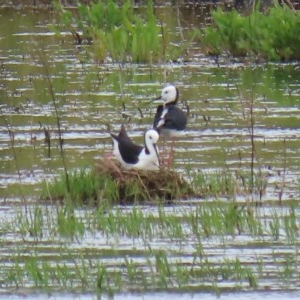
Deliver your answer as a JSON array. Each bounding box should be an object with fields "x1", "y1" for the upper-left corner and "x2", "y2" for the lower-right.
[
  {"x1": 41, "y1": 159, "x2": 195, "y2": 205},
  {"x1": 95, "y1": 158, "x2": 195, "y2": 204}
]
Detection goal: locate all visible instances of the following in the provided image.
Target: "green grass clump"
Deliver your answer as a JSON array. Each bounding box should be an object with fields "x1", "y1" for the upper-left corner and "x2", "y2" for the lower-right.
[
  {"x1": 5, "y1": 246, "x2": 260, "y2": 295},
  {"x1": 53, "y1": 0, "x2": 187, "y2": 63},
  {"x1": 3, "y1": 199, "x2": 300, "y2": 295},
  {"x1": 190, "y1": 169, "x2": 236, "y2": 197},
  {"x1": 189, "y1": 168, "x2": 267, "y2": 198},
  {"x1": 200, "y1": 4, "x2": 300, "y2": 61},
  {"x1": 41, "y1": 159, "x2": 194, "y2": 205},
  {"x1": 41, "y1": 168, "x2": 108, "y2": 205}
]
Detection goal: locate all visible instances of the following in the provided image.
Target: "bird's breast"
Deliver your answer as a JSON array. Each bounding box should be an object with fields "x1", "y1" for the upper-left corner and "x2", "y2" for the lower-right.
[{"x1": 156, "y1": 107, "x2": 168, "y2": 128}]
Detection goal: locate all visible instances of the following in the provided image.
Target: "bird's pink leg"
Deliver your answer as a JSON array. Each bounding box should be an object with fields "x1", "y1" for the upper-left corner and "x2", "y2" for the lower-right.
[
  {"x1": 161, "y1": 137, "x2": 166, "y2": 168},
  {"x1": 104, "y1": 152, "x2": 113, "y2": 159},
  {"x1": 167, "y1": 137, "x2": 176, "y2": 168}
]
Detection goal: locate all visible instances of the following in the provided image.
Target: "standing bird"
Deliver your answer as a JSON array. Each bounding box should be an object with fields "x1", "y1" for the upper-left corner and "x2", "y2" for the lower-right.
[
  {"x1": 152, "y1": 85, "x2": 188, "y2": 166},
  {"x1": 110, "y1": 124, "x2": 160, "y2": 171}
]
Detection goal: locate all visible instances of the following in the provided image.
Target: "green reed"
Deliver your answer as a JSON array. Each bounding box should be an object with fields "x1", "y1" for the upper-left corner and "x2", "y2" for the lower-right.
[
  {"x1": 56, "y1": 204, "x2": 85, "y2": 239},
  {"x1": 41, "y1": 166, "x2": 190, "y2": 205},
  {"x1": 3, "y1": 250, "x2": 260, "y2": 295},
  {"x1": 9, "y1": 194, "x2": 300, "y2": 248},
  {"x1": 200, "y1": 3, "x2": 300, "y2": 61},
  {"x1": 283, "y1": 206, "x2": 299, "y2": 243},
  {"x1": 188, "y1": 169, "x2": 234, "y2": 197},
  {"x1": 15, "y1": 206, "x2": 43, "y2": 239},
  {"x1": 279, "y1": 254, "x2": 296, "y2": 287},
  {"x1": 54, "y1": 0, "x2": 189, "y2": 63},
  {"x1": 84, "y1": 201, "x2": 300, "y2": 243},
  {"x1": 1, "y1": 200, "x2": 300, "y2": 295},
  {"x1": 41, "y1": 168, "x2": 103, "y2": 205},
  {"x1": 188, "y1": 168, "x2": 267, "y2": 199}
]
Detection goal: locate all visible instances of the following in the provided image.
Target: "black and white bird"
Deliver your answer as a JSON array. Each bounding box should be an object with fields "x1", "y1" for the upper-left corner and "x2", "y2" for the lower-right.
[
  {"x1": 110, "y1": 124, "x2": 160, "y2": 171},
  {"x1": 153, "y1": 85, "x2": 187, "y2": 137},
  {"x1": 152, "y1": 85, "x2": 187, "y2": 166}
]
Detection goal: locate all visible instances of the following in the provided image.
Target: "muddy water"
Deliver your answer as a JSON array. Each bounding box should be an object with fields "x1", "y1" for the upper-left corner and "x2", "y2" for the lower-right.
[{"x1": 0, "y1": 5, "x2": 300, "y2": 299}]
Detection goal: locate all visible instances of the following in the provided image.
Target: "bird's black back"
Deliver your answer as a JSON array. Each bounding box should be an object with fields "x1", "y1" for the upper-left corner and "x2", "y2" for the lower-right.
[
  {"x1": 153, "y1": 105, "x2": 187, "y2": 131},
  {"x1": 111, "y1": 125, "x2": 143, "y2": 164}
]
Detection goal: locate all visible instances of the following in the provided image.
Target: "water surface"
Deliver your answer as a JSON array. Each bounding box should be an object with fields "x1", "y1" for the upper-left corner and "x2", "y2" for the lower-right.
[{"x1": 0, "y1": 5, "x2": 300, "y2": 299}]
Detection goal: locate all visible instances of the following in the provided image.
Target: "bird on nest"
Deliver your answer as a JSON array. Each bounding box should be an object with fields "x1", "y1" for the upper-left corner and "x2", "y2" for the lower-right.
[{"x1": 110, "y1": 124, "x2": 160, "y2": 171}]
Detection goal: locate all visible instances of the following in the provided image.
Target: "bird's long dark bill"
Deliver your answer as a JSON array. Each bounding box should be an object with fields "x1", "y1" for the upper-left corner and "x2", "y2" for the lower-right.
[
  {"x1": 149, "y1": 96, "x2": 163, "y2": 104},
  {"x1": 154, "y1": 144, "x2": 160, "y2": 167}
]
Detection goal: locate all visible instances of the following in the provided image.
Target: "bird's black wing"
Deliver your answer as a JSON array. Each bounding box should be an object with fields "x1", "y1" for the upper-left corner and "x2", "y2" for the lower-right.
[
  {"x1": 118, "y1": 137, "x2": 143, "y2": 164},
  {"x1": 111, "y1": 125, "x2": 143, "y2": 164},
  {"x1": 163, "y1": 106, "x2": 187, "y2": 130}
]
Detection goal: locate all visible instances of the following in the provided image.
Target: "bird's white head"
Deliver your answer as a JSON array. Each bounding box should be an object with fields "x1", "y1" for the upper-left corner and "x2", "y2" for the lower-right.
[
  {"x1": 144, "y1": 129, "x2": 160, "y2": 168},
  {"x1": 155, "y1": 85, "x2": 178, "y2": 105},
  {"x1": 145, "y1": 129, "x2": 159, "y2": 146}
]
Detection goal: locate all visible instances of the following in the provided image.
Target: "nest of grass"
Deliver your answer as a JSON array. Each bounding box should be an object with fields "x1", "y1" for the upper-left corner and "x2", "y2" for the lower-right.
[{"x1": 95, "y1": 158, "x2": 195, "y2": 204}]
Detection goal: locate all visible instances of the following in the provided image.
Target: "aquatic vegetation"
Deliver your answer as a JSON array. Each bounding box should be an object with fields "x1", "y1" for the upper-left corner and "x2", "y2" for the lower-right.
[
  {"x1": 200, "y1": 4, "x2": 300, "y2": 61},
  {"x1": 41, "y1": 159, "x2": 193, "y2": 205},
  {"x1": 2, "y1": 246, "x2": 261, "y2": 294},
  {"x1": 1, "y1": 196, "x2": 300, "y2": 297},
  {"x1": 2, "y1": 3, "x2": 300, "y2": 299},
  {"x1": 188, "y1": 168, "x2": 267, "y2": 199},
  {"x1": 41, "y1": 159, "x2": 271, "y2": 206},
  {"x1": 41, "y1": 168, "x2": 103, "y2": 205},
  {"x1": 189, "y1": 169, "x2": 235, "y2": 196},
  {"x1": 56, "y1": 204, "x2": 85, "y2": 239},
  {"x1": 53, "y1": 0, "x2": 189, "y2": 63}
]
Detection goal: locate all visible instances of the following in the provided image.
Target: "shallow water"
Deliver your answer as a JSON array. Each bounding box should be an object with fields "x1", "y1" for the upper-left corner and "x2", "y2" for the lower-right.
[
  {"x1": 0, "y1": 5, "x2": 300, "y2": 299},
  {"x1": 3, "y1": 291, "x2": 300, "y2": 300}
]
